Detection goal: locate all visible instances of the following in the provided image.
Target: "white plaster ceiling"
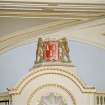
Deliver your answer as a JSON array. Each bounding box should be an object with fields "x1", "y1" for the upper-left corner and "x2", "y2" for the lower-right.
[
  {"x1": 0, "y1": 17, "x2": 58, "y2": 37},
  {"x1": 0, "y1": 0, "x2": 105, "y2": 54}
]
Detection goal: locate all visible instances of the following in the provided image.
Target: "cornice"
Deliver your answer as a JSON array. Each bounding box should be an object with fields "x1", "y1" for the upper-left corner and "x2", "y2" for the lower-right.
[
  {"x1": 1, "y1": 0, "x2": 105, "y2": 5},
  {"x1": 0, "y1": 1, "x2": 105, "y2": 19},
  {"x1": 0, "y1": 92, "x2": 10, "y2": 102}
]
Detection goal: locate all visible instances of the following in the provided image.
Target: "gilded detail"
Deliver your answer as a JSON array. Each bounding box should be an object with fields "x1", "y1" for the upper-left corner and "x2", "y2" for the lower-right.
[{"x1": 35, "y1": 38, "x2": 71, "y2": 63}]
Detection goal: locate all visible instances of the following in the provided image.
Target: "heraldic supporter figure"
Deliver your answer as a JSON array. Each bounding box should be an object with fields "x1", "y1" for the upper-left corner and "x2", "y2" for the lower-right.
[{"x1": 59, "y1": 38, "x2": 71, "y2": 62}]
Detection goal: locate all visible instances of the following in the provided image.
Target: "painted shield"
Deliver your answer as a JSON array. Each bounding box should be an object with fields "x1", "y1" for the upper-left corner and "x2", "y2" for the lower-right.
[{"x1": 43, "y1": 41, "x2": 59, "y2": 61}]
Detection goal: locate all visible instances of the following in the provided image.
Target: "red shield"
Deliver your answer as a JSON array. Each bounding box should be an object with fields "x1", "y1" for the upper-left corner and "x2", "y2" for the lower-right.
[{"x1": 43, "y1": 41, "x2": 59, "y2": 61}]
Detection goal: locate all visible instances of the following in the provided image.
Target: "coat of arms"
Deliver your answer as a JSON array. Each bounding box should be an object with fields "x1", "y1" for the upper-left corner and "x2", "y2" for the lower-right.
[{"x1": 35, "y1": 38, "x2": 70, "y2": 63}]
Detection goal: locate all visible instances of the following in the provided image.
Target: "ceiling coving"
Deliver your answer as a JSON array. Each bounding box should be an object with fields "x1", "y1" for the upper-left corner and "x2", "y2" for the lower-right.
[
  {"x1": 0, "y1": 1, "x2": 105, "y2": 21},
  {"x1": 0, "y1": 0, "x2": 105, "y2": 54}
]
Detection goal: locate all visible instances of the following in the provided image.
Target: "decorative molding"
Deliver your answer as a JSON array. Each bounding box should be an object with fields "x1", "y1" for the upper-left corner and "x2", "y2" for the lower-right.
[
  {"x1": 0, "y1": 1, "x2": 105, "y2": 54},
  {"x1": 0, "y1": 19, "x2": 81, "y2": 54},
  {"x1": 0, "y1": 92, "x2": 10, "y2": 102},
  {"x1": 27, "y1": 84, "x2": 76, "y2": 105},
  {"x1": 0, "y1": 18, "x2": 105, "y2": 54},
  {"x1": 0, "y1": 1, "x2": 105, "y2": 19},
  {"x1": 1, "y1": 0, "x2": 105, "y2": 4},
  {"x1": 32, "y1": 62, "x2": 75, "y2": 68},
  {"x1": 8, "y1": 65, "x2": 96, "y2": 95}
]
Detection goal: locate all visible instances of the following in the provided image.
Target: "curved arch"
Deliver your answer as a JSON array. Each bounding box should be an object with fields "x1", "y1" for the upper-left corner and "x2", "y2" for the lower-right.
[
  {"x1": 27, "y1": 84, "x2": 76, "y2": 105},
  {"x1": 9, "y1": 67, "x2": 96, "y2": 95},
  {"x1": 0, "y1": 19, "x2": 105, "y2": 54}
]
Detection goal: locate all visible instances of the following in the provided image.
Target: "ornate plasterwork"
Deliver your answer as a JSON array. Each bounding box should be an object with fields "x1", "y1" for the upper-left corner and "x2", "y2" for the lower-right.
[
  {"x1": 27, "y1": 84, "x2": 76, "y2": 105},
  {"x1": 0, "y1": 91, "x2": 12, "y2": 104},
  {"x1": 0, "y1": 19, "x2": 79, "y2": 54},
  {"x1": 0, "y1": 18, "x2": 105, "y2": 55},
  {"x1": 35, "y1": 38, "x2": 71, "y2": 63},
  {"x1": 0, "y1": 1, "x2": 105, "y2": 19},
  {"x1": 0, "y1": 1, "x2": 105, "y2": 54},
  {"x1": 38, "y1": 93, "x2": 67, "y2": 105},
  {"x1": 8, "y1": 64, "x2": 96, "y2": 95}
]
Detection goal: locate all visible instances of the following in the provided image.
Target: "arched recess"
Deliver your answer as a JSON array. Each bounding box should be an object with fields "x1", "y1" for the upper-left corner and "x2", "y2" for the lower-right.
[
  {"x1": 0, "y1": 18, "x2": 105, "y2": 55},
  {"x1": 27, "y1": 84, "x2": 76, "y2": 105},
  {"x1": 8, "y1": 64, "x2": 96, "y2": 105}
]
